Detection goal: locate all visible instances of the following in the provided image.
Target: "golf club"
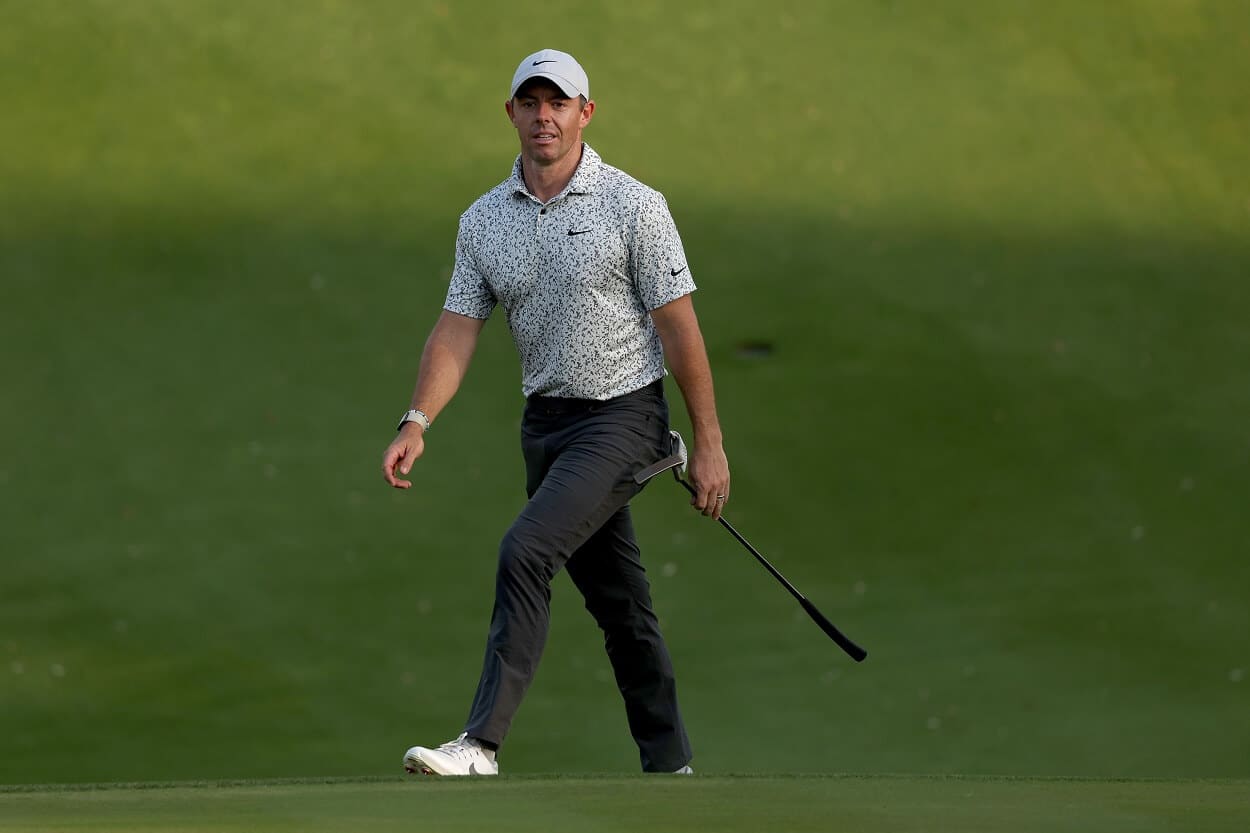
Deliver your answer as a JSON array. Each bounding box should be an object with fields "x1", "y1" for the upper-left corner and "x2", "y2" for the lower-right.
[{"x1": 637, "y1": 431, "x2": 868, "y2": 663}]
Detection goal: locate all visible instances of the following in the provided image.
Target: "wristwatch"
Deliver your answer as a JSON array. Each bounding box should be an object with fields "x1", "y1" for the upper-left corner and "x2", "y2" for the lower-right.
[{"x1": 397, "y1": 408, "x2": 431, "y2": 432}]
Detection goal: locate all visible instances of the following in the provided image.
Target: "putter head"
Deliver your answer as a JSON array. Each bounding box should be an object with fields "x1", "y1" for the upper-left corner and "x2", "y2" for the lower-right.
[
  {"x1": 631, "y1": 430, "x2": 690, "y2": 486},
  {"x1": 669, "y1": 430, "x2": 688, "y2": 478}
]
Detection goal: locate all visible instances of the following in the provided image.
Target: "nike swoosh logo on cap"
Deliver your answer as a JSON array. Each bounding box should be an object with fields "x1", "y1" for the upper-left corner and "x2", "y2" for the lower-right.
[{"x1": 532, "y1": 60, "x2": 558, "y2": 65}]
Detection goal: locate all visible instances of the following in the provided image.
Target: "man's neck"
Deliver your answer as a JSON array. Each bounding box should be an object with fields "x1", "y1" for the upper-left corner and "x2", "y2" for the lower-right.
[{"x1": 522, "y1": 143, "x2": 584, "y2": 203}]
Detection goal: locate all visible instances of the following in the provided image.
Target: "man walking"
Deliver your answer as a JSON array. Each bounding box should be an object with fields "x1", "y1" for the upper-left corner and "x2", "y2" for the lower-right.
[{"x1": 381, "y1": 49, "x2": 730, "y2": 776}]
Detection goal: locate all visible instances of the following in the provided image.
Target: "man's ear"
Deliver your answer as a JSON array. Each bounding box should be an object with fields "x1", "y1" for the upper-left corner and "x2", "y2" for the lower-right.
[
  {"x1": 505, "y1": 98, "x2": 516, "y2": 125},
  {"x1": 580, "y1": 99, "x2": 595, "y2": 128}
]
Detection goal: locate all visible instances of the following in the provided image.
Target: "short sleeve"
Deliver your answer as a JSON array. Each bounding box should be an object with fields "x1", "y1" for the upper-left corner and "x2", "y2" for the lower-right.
[
  {"x1": 630, "y1": 191, "x2": 697, "y2": 311},
  {"x1": 443, "y1": 214, "x2": 496, "y2": 320}
]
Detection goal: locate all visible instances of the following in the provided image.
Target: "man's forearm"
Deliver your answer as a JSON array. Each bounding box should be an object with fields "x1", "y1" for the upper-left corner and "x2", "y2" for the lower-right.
[
  {"x1": 663, "y1": 328, "x2": 723, "y2": 447},
  {"x1": 407, "y1": 310, "x2": 487, "y2": 425},
  {"x1": 650, "y1": 296, "x2": 723, "y2": 447}
]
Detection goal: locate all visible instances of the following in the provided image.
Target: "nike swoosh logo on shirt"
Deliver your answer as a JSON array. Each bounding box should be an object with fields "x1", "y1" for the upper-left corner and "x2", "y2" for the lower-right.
[
  {"x1": 568, "y1": 228, "x2": 592, "y2": 236},
  {"x1": 670, "y1": 266, "x2": 688, "y2": 276}
]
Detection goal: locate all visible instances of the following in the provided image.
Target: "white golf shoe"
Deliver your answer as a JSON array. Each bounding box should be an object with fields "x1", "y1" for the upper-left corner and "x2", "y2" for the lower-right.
[{"x1": 403, "y1": 732, "x2": 499, "y2": 776}]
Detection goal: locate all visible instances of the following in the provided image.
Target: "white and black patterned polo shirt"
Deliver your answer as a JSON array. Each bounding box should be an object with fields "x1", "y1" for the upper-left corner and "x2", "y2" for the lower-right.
[{"x1": 444, "y1": 144, "x2": 697, "y2": 400}]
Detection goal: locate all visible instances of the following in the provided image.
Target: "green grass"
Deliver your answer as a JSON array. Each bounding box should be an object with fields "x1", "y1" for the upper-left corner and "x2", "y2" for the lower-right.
[
  {"x1": 2, "y1": 0, "x2": 1248, "y2": 791},
  {"x1": 4, "y1": 776, "x2": 1248, "y2": 833}
]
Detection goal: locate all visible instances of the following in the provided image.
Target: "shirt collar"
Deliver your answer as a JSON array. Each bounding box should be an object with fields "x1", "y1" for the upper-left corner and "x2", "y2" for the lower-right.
[{"x1": 510, "y1": 143, "x2": 602, "y2": 200}]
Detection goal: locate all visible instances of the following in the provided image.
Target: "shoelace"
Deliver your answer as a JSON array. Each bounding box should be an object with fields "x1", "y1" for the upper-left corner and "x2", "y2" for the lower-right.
[{"x1": 436, "y1": 734, "x2": 482, "y2": 760}]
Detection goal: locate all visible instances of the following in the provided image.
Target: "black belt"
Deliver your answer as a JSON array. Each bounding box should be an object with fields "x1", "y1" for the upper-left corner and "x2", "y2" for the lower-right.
[{"x1": 526, "y1": 378, "x2": 663, "y2": 412}]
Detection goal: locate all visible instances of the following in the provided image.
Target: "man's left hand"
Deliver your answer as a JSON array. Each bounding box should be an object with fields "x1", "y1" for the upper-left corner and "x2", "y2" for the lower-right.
[{"x1": 687, "y1": 443, "x2": 730, "y2": 521}]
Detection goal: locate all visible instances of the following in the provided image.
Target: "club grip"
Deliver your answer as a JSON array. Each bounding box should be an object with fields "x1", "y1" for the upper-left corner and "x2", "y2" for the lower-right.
[{"x1": 801, "y1": 597, "x2": 868, "y2": 662}]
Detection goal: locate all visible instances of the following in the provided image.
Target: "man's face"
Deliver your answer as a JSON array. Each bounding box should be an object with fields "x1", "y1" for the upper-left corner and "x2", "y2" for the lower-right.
[{"x1": 506, "y1": 79, "x2": 595, "y2": 167}]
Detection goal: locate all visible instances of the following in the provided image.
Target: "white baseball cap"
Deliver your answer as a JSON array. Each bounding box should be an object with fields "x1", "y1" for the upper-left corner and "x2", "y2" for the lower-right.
[{"x1": 509, "y1": 49, "x2": 590, "y2": 100}]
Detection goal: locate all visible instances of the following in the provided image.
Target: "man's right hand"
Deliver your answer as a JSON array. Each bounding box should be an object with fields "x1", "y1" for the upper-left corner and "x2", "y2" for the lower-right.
[{"x1": 382, "y1": 425, "x2": 425, "y2": 489}]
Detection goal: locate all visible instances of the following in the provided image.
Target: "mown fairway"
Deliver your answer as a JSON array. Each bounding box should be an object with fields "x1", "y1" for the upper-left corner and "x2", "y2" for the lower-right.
[
  {"x1": 2, "y1": 0, "x2": 1248, "y2": 798},
  {"x1": 4, "y1": 776, "x2": 1248, "y2": 833}
]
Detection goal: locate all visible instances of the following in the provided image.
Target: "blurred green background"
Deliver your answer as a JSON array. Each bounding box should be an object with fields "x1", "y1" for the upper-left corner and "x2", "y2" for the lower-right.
[{"x1": 2, "y1": 0, "x2": 1247, "y2": 784}]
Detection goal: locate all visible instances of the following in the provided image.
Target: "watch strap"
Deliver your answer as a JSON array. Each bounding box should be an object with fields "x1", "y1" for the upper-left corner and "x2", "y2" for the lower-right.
[{"x1": 397, "y1": 409, "x2": 431, "y2": 432}]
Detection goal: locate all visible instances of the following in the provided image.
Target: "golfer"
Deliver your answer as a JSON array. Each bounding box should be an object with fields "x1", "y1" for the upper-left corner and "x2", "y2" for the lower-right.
[{"x1": 381, "y1": 48, "x2": 730, "y2": 776}]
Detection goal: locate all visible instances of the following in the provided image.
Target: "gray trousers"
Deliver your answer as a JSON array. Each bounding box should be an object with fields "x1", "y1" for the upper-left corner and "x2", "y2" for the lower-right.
[{"x1": 463, "y1": 379, "x2": 692, "y2": 772}]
